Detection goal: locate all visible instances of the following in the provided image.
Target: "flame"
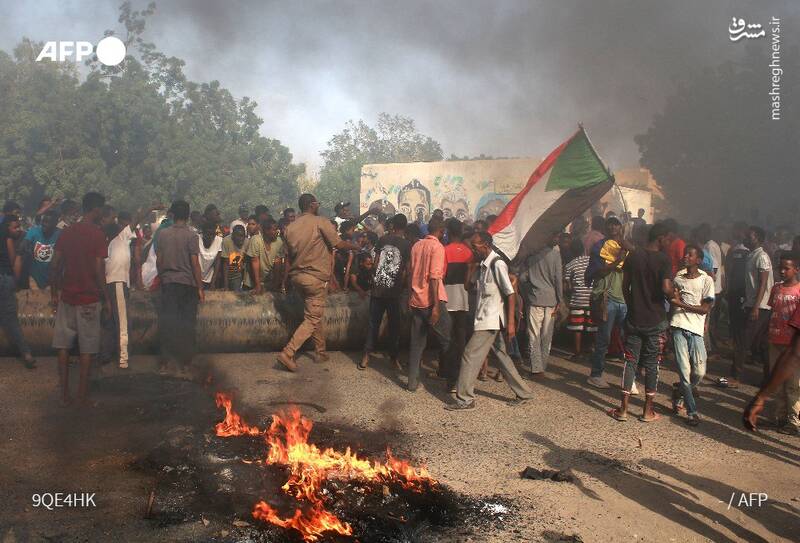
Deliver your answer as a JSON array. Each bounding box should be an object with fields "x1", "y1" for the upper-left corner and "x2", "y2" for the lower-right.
[
  {"x1": 214, "y1": 392, "x2": 435, "y2": 541},
  {"x1": 214, "y1": 392, "x2": 261, "y2": 437}
]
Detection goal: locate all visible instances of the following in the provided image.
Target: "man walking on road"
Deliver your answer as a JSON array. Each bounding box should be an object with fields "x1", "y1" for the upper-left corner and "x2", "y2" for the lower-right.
[
  {"x1": 446, "y1": 231, "x2": 534, "y2": 410},
  {"x1": 406, "y1": 215, "x2": 451, "y2": 391},
  {"x1": 608, "y1": 222, "x2": 674, "y2": 423},
  {"x1": 156, "y1": 200, "x2": 205, "y2": 372},
  {"x1": 278, "y1": 194, "x2": 359, "y2": 371},
  {"x1": 520, "y1": 231, "x2": 563, "y2": 377},
  {"x1": 50, "y1": 192, "x2": 108, "y2": 407}
]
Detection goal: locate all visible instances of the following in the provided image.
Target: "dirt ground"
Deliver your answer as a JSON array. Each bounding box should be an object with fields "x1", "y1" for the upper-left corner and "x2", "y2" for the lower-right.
[{"x1": 0, "y1": 347, "x2": 798, "y2": 543}]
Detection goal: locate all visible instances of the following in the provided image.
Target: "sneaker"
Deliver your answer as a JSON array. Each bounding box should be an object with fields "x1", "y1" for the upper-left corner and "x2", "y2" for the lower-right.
[
  {"x1": 630, "y1": 382, "x2": 640, "y2": 395},
  {"x1": 587, "y1": 376, "x2": 610, "y2": 389},
  {"x1": 445, "y1": 401, "x2": 476, "y2": 411},
  {"x1": 277, "y1": 352, "x2": 298, "y2": 372},
  {"x1": 686, "y1": 414, "x2": 701, "y2": 427}
]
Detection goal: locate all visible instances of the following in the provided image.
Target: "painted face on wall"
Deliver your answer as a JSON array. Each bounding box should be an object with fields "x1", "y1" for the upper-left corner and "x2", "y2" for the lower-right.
[
  {"x1": 475, "y1": 199, "x2": 506, "y2": 221},
  {"x1": 398, "y1": 188, "x2": 429, "y2": 223},
  {"x1": 441, "y1": 198, "x2": 470, "y2": 223}
]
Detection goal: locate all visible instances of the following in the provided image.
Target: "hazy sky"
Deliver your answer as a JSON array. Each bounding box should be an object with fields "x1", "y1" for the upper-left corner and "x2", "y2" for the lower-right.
[{"x1": 1, "y1": 0, "x2": 796, "y2": 172}]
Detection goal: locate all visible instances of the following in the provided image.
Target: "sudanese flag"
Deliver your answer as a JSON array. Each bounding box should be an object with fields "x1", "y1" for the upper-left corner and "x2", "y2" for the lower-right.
[{"x1": 489, "y1": 127, "x2": 614, "y2": 262}]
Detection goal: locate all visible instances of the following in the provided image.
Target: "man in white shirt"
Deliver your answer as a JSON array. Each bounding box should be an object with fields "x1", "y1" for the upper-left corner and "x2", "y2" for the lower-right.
[
  {"x1": 100, "y1": 211, "x2": 138, "y2": 368},
  {"x1": 446, "y1": 231, "x2": 533, "y2": 410},
  {"x1": 669, "y1": 245, "x2": 715, "y2": 426},
  {"x1": 732, "y1": 226, "x2": 774, "y2": 386},
  {"x1": 698, "y1": 223, "x2": 723, "y2": 354}
]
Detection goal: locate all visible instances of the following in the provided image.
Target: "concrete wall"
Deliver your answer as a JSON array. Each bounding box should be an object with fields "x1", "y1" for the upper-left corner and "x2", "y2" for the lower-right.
[
  {"x1": 360, "y1": 158, "x2": 540, "y2": 224},
  {"x1": 361, "y1": 159, "x2": 655, "y2": 225}
]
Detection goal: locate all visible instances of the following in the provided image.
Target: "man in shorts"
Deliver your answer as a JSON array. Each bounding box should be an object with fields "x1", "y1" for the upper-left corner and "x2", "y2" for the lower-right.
[{"x1": 50, "y1": 192, "x2": 109, "y2": 407}]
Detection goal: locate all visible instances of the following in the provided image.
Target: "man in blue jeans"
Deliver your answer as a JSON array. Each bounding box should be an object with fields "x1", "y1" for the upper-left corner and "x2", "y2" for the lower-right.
[
  {"x1": 669, "y1": 245, "x2": 715, "y2": 426},
  {"x1": 608, "y1": 222, "x2": 674, "y2": 422},
  {"x1": 587, "y1": 217, "x2": 631, "y2": 389}
]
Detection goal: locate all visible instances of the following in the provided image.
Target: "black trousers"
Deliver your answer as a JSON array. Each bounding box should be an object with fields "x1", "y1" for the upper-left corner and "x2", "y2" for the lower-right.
[
  {"x1": 159, "y1": 282, "x2": 199, "y2": 365},
  {"x1": 364, "y1": 296, "x2": 402, "y2": 358},
  {"x1": 441, "y1": 310, "x2": 469, "y2": 382},
  {"x1": 732, "y1": 307, "x2": 771, "y2": 381}
]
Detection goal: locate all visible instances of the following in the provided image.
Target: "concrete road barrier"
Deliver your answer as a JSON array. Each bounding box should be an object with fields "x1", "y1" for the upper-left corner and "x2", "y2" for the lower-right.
[{"x1": 5, "y1": 290, "x2": 407, "y2": 355}]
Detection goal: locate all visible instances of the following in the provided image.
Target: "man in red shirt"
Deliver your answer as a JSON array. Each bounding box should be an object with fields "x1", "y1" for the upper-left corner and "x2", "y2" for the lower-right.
[
  {"x1": 407, "y1": 216, "x2": 451, "y2": 391},
  {"x1": 664, "y1": 219, "x2": 687, "y2": 277},
  {"x1": 50, "y1": 192, "x2": 109, "y2": 407},
  {"x1": 440, "y1": 218, "x2": 473, "y2": 389}
]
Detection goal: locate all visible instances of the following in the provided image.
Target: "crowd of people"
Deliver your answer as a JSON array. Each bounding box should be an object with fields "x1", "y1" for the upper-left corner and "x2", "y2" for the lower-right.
[{"x1": 0, "y1": 194, "x2": 798, "y2": 435}]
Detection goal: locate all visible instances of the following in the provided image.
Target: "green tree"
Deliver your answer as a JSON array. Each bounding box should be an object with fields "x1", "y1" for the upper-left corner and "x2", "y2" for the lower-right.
[
  {"x1": 316, "y1": 113, "x2": 443, "y2": 210},
  {"x1": 0, "y1": 2, "x2": 304, "y2": 220},
  {"x1": 635, "y1": 43, "x2": 799, "y2": 224}
]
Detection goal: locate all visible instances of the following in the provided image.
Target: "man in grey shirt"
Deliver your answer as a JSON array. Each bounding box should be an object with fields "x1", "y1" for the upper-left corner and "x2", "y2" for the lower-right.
[
  {"x1": 731, "y1": 226, "x2": 774, "y2": 386},
  {"x1": 156, "y1": 200, "x2": 204, "y2": 372},
  {"x1": 520, "y1": 231, "x2": 563, "y2": 376}
]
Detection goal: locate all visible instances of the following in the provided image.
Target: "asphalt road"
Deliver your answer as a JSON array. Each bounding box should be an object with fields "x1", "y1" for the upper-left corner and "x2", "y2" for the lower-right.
[{"x1": 0, "y1": 350, "x2": 797, "y2": 542}]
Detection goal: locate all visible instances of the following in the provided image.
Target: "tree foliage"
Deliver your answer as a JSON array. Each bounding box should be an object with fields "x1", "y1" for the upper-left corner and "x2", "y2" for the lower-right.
[
  {"x1": 635, "y1": 43, "x2": 799, "y2": 224},
  {"x1": 315, "y1": 113, "x2": 443, "y2": 210},
  {"x1": 0, "y1": 2, "x2": 303, "y2": 218}
]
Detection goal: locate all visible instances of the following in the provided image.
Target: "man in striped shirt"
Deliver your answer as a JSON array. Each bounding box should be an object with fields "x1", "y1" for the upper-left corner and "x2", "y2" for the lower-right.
[{"x1": 564, "y1": 239, "x2": 596, "y2": 358}]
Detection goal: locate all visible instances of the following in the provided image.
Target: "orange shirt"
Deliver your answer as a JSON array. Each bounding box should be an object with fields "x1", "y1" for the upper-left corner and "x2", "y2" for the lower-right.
[{"x1": 409, "y1": 235, "x2": 448, "y2": 308}]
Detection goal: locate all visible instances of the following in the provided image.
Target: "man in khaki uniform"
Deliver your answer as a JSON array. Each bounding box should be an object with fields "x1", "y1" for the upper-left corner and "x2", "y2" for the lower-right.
[{"x1": 278, "y1": 194, "x2": 359, "y2": 371}]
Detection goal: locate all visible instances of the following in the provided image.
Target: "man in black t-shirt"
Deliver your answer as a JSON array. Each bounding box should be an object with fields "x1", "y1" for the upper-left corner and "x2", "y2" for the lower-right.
[
  {"x1": 360, "y1": 214, "x2": 412, "y2": 370},
  {"x1": 608, "y1": 222, "x2": 674, "y2": 423}
]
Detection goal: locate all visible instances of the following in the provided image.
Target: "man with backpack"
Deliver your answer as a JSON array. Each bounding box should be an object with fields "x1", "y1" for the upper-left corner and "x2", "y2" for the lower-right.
[
  {"x1": 446, "y1": 231, "x2": 533, "y2": 410},
  {"x1": 359, "y1": 214, "x2": 411, "y2": 370}
]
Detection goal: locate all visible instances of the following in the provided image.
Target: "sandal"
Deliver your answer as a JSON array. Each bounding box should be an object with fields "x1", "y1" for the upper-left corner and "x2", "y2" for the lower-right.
[
  {"x1": 607, "y1": 408, "x2": 628, "y2": 422},
  {"x1": 639, "y1": 412, "x2": 661, "y2": 423}
]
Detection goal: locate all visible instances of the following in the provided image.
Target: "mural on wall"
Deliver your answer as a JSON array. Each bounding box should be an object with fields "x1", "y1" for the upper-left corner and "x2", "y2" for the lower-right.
[{"x1": 360, "y1": 158, "x2": 542, "y2": 224}]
